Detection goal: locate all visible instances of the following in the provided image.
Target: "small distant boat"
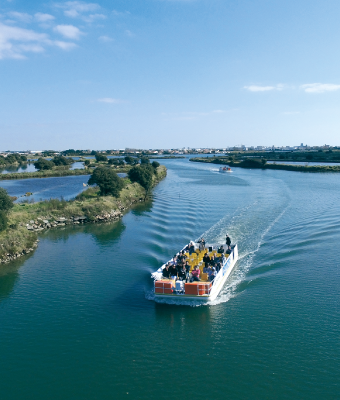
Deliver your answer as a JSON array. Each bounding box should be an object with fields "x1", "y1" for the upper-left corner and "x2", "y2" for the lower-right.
[{"x1": 219, "y1": 166, "x2": 232, "y2": 173}]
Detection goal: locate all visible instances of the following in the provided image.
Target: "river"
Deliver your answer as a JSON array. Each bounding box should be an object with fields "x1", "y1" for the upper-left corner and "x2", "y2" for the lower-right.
[{"x1": 0, "y1": 158, "x2": 339, "y2": 399}]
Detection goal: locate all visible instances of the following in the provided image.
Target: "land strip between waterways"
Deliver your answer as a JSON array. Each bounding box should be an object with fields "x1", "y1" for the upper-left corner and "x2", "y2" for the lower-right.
[
  {"x1": 0, "y1": 166, "x2": 131, "y2": 181},
  {"x1": 0, "y1": 166, "x2": 167, "y2": 265},
  {"x1": 190, "y1": 157, "x2": 340, "y2": 172}
]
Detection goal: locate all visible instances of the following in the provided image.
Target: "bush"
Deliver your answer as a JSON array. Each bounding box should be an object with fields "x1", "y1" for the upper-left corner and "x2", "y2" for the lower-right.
[
  {"x1": 88, "y1": 167, "x2": 123, "y2": 196},
  {"x1": 52, "y1": 155, "x2": 73, "y2": 166},
  {"x1": 128, "y1": 164, "x2": 154, "y2": 199},
  {"x1": 95, "y1": 153, "x2": 108, "y2": 162},
  {"x1": 125, "y1": 156, "x2": 135, "y2": 165},
  {"x1": 240, "y1": 158, "x2": 266, "y2": 168},
  {"x1": 0, "y1": 188, "x2": 14, "y2": 212},
  {"x1": 0, "y1": 188, "x2": 13, "y2": 232},
  {"x1": 34, "y1": 158, "x2": 55, "y2": 170},
  {"x1": 84, "y1": 159, "x2": 91, "y2": 166},
  {"x1": 140, "y1": 157, "x2": 150, "y2": 164},
  {"x1": 152, "y1": 161, "x2": 160, "y2": 169}
]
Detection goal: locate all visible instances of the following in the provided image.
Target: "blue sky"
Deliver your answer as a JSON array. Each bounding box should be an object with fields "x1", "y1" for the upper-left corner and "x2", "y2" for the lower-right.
[{"x1": 1, "y1": 0, "x2": 340, "y2": 150}]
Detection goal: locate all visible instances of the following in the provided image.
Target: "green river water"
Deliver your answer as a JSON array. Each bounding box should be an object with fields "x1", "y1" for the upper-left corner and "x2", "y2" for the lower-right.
[{"x1": 0, "y1": 158, "x2": 339, "y2": 399}]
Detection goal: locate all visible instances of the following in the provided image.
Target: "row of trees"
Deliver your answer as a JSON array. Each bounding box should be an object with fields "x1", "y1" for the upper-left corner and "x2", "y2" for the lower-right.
[
  {"x1": 0, "y1": 154, "x2": 27, "y2": 166},
  {"x1": 88, "y1": 161, "x2": 160, "y2": 199},
  {"x1": 90, "y1": 153, "x2": 155, "y2": 166},
  {"x1": 34, "y1": 156, "x2": 73, "y2": 171}
]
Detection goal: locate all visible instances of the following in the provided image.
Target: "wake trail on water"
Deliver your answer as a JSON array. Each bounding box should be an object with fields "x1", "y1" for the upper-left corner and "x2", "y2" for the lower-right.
[{"x1": 146, "y1": 169, "x2": 291, "y2": 306}]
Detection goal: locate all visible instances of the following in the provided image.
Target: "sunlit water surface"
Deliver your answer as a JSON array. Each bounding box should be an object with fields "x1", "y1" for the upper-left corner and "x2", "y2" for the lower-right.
[{"x1": 0, "y1": 159, "x2": 339, "y2": 400}]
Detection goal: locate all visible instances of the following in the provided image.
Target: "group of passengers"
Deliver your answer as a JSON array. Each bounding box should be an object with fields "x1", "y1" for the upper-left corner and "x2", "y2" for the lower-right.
[{"x1": 162, "y1": 238, "x2": 232, "y2": 284}]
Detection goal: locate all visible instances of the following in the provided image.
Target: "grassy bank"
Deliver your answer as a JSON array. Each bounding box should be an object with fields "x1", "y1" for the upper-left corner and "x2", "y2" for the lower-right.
[
  {"x1": 190, "y1": 157, "x2": 340, "y2": 172},
  {"x1": 0, "y1": 165, "x2": 167, "y2": 263},
  {"x1": 0, "y1": 166, "x2": 130, "y2": 180}
]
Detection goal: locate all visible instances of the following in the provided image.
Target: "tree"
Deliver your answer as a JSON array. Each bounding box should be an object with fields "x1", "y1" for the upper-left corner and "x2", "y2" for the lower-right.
[
  {"x1": 84, "y1": 159, "x2": 91, "y2": 167},
  {"x1": 140, "y1": 157, "x2": 150, "y2": 164},
  {"x1": 125, "y1": 156, "x2": 135, "y2": 165},
  {"x1": 0, "y1": 188, "x2": 13, "y2": 232},
  {"x1": 52, "y1": 155, "x2": 73, "y2": 166},
  {"x1": 128, "y1": 164, "x2": 154, "y2": 200},
  {"x1": 152, "y1": 161, "x2": 160, "y2": 169},
  {"x1": 88, "y1": 167, "x2": 123, "y2": 196},
  {"x1": 34, "y1": 158, "x2": 54, "y2": 170},
  {"x1": 95, "y1": 153, "x2": 108, "y2": 162}
]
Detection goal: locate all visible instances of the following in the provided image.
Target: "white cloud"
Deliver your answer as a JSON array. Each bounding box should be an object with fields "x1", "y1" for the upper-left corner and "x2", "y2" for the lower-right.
[
  {"x1": 244, "y1": 84, "x2": 284, "y2": 92},
  {"x1": 7, "y1": 11, "x2": 32, "y2": 23},
  {"x1": 54, "y1": 24, "x2": 83, "y2": 39},
  {"x1": 54, "y1": 40, "x2": 77, "y2": 50},
  {"x1": 0, "y1": 22, "x2": 48, "y2": 59},
  {"x1": 83, "y1": 13, "x2": 106, "y2": 23},
  {"x1": 300, "y1": 83, "x2": 340, "y2": 93},
  {"x1": 0, "y1": 22, "x2": 77, "y2": 59},
  {"x1": 97, "y1": 98, "x2": 124, "y2": 104},
  {"x1": 98, "y1": 35, "x2": 113, "y2": 42},
  {"x1": 59, "y1": 1, "x2": 101, "y2": 18},
  {"x1": 112, "y1": 10, "x2": 130, "y2": 16},
  {"x1": 35, "y1": 13, "x2": 55, "y2": 23}
]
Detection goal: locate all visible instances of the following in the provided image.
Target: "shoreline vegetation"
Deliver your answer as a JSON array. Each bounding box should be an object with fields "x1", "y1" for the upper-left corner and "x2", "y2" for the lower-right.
[
  {"x1": 0, "y1": 166, "x2": 130, "y2": 181},
  {"x1": 190, "y1": 157, "x2": 340, "y2": 172},
  {"x1": 0, "y1": 165, "x2": 167, "y2": 265}
]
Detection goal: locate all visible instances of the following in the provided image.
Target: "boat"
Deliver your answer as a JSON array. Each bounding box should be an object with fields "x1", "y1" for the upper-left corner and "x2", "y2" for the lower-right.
[
  {"x1": 151, "y1": 242, "x2": 238, "y2": 302},
  {"x1": 219, "y1": 166, "x2": 232, "y2": 173}
]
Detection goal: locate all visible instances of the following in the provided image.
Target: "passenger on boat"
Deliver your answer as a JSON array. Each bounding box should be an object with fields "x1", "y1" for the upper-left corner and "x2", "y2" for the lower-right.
[
  {"x1": 203, "y1": 264, "x2": 210, "y2": 273},
  {"x1": 184, "y1": 261, "x2": 191, "y2": 278},
  {"x1": 188, "y1": 242, "x2": 195, "y2": 255},
  {"x1": 203, "y1": 252, "x2": 210, "y2": 267},
  {"x1": 178, "y1": 251, "x2": 187, "y2": 263},
  {"x1": 169, "y1": 264, "x2": 178, "y2": 280},
  {"x1": 210, "y1": 255, "x2": 216, "y2": 267},
  {"x1": 217, "y1": 245, "x2": 224, "y2": 254},
  {"x1": 225, "y1": 246, "x2": 232, "y2": 255},
  {"x1": 190, "y1": 266, "x2": 201, "y2": 282},
  {"x1": 208, "y1": 267, "x2": 217, "y2": 282},
  {"x1": 162, "y1": 264, "x2": 171, "y2": 279},
  {"x1": 216, "y1": 261, "x2": 222, "y2": 273},
  {"x1": 226, "y1": 234, "x2": 231, "y2": 247},
  {"x1": 178, "y1": 266, "x2": 186, "y2": 281},
  {"x1": 198, "y1": 238, "x2": 206, "y2": 251}
]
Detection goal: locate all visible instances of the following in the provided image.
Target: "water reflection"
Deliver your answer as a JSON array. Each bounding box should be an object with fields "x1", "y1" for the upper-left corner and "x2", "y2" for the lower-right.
[
  {"x1": 131, "y1": 199, "x2": 153, "y2": 216},
  {"x1": 86, "y1": 220, "x2": 126, "y2": 245},
  {"x1": 0, "y1": 264, "x2": 20, "y2": 302}
]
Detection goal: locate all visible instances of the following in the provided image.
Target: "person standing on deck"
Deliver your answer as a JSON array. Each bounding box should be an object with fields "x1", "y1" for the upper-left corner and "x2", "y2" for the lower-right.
[{"x1": 226, "y1": 234, "x2": 231, "y2": 247}]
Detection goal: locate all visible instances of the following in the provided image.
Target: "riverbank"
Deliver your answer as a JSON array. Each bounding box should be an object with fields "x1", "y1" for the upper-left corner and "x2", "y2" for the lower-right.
[
  {"x1": 0, "y1": 166, "x2": 130, "y2": 180},
  {"x1": 190, "y1": 157, "x2": 340, "y2": 172},
  {"x1": 0, "y1": 165, "x2": 167, "y2": 264}
]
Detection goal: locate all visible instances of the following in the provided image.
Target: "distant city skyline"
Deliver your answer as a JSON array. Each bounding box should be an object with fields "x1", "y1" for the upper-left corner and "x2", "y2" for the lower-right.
[{"x1": 1, "y1": 0, "x2": 340, "y2": 149}]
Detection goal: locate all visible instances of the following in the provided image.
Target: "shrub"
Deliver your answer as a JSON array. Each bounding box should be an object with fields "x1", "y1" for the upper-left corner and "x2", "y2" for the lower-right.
[
  {"x1": 95, "y1": 153, "x2": 108, "y2": 162},
  {"x1": 140, "y1": 157, "x2": 150, "y2": 164},
  {"x1": 52, "y1": 155, "x2": 73, "y2": 166},
  {"x1": 128, "y1": 164, "x2": 154, "y2": 199},
  {"x1": 0, "y1": 188, "x2": 13, "y2": 232},
  {"x1": 34, "y1": 157, "x2": 54, "y2": 170},
  {"x1": 88, "y1": 167, "x2": 123, "y2": 196}
]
